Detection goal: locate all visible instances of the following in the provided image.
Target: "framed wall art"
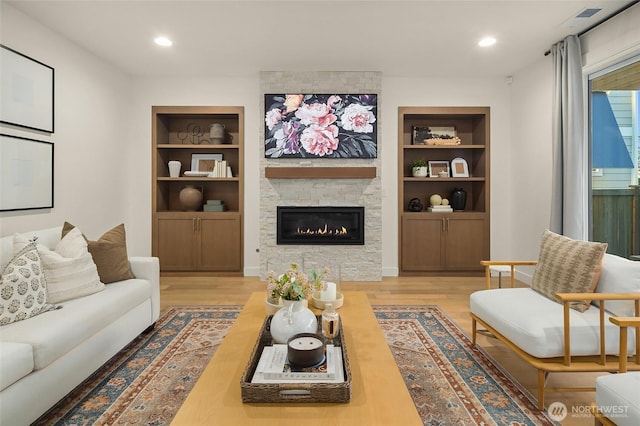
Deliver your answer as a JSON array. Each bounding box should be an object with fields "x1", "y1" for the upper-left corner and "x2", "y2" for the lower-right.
[
  {"x1": 428, "y1": 161, "x2": 449, "y2": 177},
  {"x1": 264, "y1": 93, "x2": 377, "y2": 158},
  {"x1": 451, "y1": 157, "x2": 469, "y2": 177},
  {"x1": 0, "y1": 45, "x2": 54, "y2": 133},
  {"x1": 1, "y1": 133, "x2": 54, "y2": 211}
]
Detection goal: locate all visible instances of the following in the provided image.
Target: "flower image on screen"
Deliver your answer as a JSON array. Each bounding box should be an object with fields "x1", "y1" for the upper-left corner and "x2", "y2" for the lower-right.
[{"x1": 264, "y1": 94, "x2": 377, "y2": 158}]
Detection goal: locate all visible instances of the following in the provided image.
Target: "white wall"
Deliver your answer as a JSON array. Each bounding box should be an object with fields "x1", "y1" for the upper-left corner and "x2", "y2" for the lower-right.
[
  {"x1": 508, "y1": 57, "x2": 554, "y2": 281},
  {"x1": 0, "y1": 3, "x2": 133, "y2": 244}
]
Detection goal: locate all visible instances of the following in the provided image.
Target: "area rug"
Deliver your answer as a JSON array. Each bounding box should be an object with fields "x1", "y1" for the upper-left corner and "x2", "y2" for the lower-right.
[{"x1": 34, "y1": 305, "x2": 554, "y2": 425}]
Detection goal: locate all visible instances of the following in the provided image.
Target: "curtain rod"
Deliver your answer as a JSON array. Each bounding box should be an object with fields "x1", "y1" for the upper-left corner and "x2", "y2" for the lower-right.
[{"x1": 544, "y1": 0, "x2": 639, "y2": 56}]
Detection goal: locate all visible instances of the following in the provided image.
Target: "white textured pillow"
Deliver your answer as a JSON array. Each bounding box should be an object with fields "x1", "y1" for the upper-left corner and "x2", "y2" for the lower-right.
[
  {"x1": 594, "y1": 253, "x2": 640, "y2": 316},
  {"x1": 0, "y1": 242, "x2": 57, "y2": 325},
  {"x1": 14, "y1": 228, "x2": 105, "y2": 303}
]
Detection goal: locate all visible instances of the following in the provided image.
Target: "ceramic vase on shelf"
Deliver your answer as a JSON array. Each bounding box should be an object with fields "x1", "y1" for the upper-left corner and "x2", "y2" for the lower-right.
[
  {"x1": 168, "y1": 160, "x2": 181, "y2": 177},
  {"x1": 270, "y1": 299, "x2": 317, "y2": 344},
  {"x1": 209, "y1": 123, "x2": 225, "y2": 143},
  {"x1": 179, "y1": 185, "x2": 203, "y2": 211},
  {"x1": 450, "y1": 187, "x2": 467, "y2": 211}
]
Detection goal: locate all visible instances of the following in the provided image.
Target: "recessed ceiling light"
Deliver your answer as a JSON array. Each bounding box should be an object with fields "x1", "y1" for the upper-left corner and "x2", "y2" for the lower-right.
[
  {"x1": 478, "y1": 37, "x2": 496, "y2": 47},
  {"x1": 154, "y1": 36, "x2": 173, "y2": 47}
]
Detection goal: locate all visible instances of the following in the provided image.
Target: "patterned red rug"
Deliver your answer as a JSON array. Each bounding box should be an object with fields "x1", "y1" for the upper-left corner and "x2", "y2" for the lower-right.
[{"x1": 34, "y1": 305, "x2": 554, "y2": 425}]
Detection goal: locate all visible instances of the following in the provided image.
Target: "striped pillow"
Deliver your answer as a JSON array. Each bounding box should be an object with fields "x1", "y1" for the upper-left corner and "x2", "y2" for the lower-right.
[{"x1": 531, "y1": 230, "x2": 608, "y2": 312}]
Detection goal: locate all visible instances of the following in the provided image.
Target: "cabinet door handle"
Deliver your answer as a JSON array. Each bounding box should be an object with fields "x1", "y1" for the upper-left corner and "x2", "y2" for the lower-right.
[
  {"x1": 442, "y1": 218, "x2": 445, "y2": 232},
  {"x1": 192, "y1": 218, "x2": 196, "y2": 232}
]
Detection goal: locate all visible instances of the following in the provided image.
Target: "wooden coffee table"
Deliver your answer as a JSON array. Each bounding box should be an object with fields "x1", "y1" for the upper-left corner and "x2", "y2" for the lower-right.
[{"x1": 172, "y1": 291, "x2": 421, "y2": 425}]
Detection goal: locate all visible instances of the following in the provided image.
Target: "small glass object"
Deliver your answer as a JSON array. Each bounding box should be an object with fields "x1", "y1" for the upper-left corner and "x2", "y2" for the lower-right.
[{"x1": 322, "y1": 303, "x2": 340, "y2": 345}]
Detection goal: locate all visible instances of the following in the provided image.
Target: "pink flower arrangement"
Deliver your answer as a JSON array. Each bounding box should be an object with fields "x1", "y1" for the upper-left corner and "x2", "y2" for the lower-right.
[{"x1": 265, "y1": 94, "x2": 377, "y2": 158}]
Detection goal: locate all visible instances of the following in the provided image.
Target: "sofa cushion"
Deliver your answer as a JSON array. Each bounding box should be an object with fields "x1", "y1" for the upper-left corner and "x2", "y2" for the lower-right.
[
  {"x1": 0, "y1": 342, "x2": 34, "y2": 391},
  {"x1": 14, "y1": 229, "x2": 105, "y2": 303},
  {"x1": 596, "y1": 372, "x2": 640, "y2": 426},
  {"x1": 0, "y1": 278, "x2": 151, "y2": 370},
  {"x1": 470, "y1": 288, "x2": 636, "y2": 358},
  {"x1": 0, "y1": 342, "x2": 33, "y2": 390},
  {"x1": 531, "y1": 230, "x2": 608, "y2": 312},
  {"x1": 594, "y1": 254, "x2": 640, "y2": 317},
  {"x1": 62, "y1": 222, "x2": 135, "y2": 284},
  {"x1": 0, "y1": 242, "x2": 57, "y2": 325}
]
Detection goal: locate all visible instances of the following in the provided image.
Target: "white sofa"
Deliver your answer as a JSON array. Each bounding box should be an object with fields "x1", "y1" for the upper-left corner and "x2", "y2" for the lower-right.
[{"x1": 0, "y1": 226, "x2": 160, "y2": 425}]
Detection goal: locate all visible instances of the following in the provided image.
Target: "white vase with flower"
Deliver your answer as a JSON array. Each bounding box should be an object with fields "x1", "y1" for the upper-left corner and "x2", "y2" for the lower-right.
[{"x1": 265, "y1": 263, "x2": 329, "y2": 343}]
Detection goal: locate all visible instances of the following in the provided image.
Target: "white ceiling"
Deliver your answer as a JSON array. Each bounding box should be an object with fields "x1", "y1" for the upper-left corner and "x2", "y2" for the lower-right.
[{"x1": 5, "y1": 0, "x2": 636, "y2": 78}]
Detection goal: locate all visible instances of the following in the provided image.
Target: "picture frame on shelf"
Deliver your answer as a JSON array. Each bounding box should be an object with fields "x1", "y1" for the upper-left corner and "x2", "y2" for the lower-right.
[
  {"x1": 428, "y1": 161, "x2": 449, "y2": 177},
  {"x1": 1, "y1": 133, "x2": 54, "y2": 211},
  {"x1": 191, "y1": 153, "x2": 223, "y2": 173},
  {"x1": 264, "y1": 93, "x2": 377, "y2": 159},
  {"x1": 451, "y1": 157, "x2": 469, "y2": 177},
  {"x1": 0, "y1": 45, "x2": 54, "y2": 133}
]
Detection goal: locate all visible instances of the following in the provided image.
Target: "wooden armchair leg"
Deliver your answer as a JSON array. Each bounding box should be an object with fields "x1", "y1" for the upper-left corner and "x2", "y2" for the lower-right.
[
  {"x1": 537, "y1": 370, "x2": 546, "y2": 410},
  {"x1": 472, "y1": 318, "x2": 477, "y2": 344}
]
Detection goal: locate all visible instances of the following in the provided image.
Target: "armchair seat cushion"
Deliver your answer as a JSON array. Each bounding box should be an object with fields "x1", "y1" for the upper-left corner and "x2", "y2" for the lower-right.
[
  {"x1": 595, "y1": 372, "x2": 640, "y2": 426},
  {"x1": 470, "y1": 288, "x2": 636, "y2": 358}
]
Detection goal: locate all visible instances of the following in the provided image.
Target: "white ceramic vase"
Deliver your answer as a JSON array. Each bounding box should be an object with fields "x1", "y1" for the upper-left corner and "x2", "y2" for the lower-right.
[
  {"x1": 270, "y1": 299, "x2": 317, "y2": 344},
  {"x1": 168, "y1": 160, "x2": 181, "y2": 177}
]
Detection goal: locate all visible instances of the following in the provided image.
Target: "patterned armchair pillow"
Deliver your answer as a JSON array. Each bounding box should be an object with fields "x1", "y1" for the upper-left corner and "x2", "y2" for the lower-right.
[{"x1": 531, "y1": 230, "x2": 608, "y2": 312}]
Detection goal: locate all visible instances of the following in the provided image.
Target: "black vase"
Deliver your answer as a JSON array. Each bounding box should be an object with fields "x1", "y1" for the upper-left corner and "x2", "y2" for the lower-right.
[{"x1": 450, "y1": 188, "x2": 467, "y2": 211}]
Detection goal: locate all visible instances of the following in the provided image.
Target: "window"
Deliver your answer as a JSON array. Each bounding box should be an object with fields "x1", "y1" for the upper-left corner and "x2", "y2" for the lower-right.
[{"x1": 589, "y1": 57, "x2": 639, "y2": 258}]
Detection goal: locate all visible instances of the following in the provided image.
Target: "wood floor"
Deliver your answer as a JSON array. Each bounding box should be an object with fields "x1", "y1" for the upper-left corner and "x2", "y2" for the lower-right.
[{"x1": 160, "y1": 274, "x2": 602, "y2": 425}]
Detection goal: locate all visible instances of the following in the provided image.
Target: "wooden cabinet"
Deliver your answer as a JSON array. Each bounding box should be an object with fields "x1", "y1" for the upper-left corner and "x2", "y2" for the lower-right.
[
  {"x1": 398, "y1": 107, "x2": 490, "y2": 274},
  {"x1": 155, "y1": 215, "x2": 241, "y2": 272},
  {"x1": 152, "y1": 106, "x2": 243, "y2": 273}
]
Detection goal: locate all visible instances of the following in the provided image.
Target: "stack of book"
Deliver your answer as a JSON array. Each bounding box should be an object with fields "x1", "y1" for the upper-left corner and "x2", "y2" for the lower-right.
[
  {"x1": 207, "y1": 160, "x2": 233, "y2": 178},
  {"x1": 428, "y1": 205, "x2": 453, "y2": 212},
  {"x1": 203, "y1": 199, "x2": 226, "y2": 212},
  {"x1": 251, "y1": 344, "x2": 344, "y2": 384}
]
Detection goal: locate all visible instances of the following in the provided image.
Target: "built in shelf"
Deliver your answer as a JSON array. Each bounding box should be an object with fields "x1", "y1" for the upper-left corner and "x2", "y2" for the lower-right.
[{"x1": 265, "y1": 167, "x2": 376, "y2": 179}]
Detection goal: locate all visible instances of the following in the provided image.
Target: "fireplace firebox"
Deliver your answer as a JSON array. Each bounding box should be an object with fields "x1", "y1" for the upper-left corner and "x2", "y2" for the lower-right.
[{"x1": 277, "y1": 206, "x2": 365, "y2": 245}]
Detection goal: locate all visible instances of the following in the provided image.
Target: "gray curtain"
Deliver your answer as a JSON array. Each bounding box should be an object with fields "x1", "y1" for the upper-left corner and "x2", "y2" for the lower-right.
[{"x1": 550, "y1": 35, "x2": 588, "y2": 239}]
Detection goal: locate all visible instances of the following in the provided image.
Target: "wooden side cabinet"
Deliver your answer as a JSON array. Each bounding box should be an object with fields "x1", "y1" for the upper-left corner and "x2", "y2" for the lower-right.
[
  {"x1": 152, "y1": 106, "x2": 244, "y2": 274},
  {"x1": 401, "y1": 214, "x2": 485, "y2": 272},
  {"x1": 155, "y1": 214, "x2": 241, "y2": 272},
  {"x1": 398, "y1": 107, "x2": 490, "y2": 274}
]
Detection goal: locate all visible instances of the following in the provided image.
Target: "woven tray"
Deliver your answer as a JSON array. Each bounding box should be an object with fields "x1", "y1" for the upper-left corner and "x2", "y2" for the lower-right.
[{"x1": 240, "y1": 315, "x2": 352, "y2": 403}]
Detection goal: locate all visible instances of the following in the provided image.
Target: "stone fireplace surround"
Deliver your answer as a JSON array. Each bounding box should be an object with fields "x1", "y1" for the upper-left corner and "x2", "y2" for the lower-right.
[{"x1": 259, "y1": 71, "x2": 382, "y2": 281}]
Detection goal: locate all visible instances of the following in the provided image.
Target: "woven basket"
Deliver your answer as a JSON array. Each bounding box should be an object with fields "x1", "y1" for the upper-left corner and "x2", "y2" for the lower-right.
[{"x1": 240, "y1": 315, "x2": 352, "y2": 403}]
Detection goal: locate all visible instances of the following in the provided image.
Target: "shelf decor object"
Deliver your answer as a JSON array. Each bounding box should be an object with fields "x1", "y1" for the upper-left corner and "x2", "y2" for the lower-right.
[
  {"x1": 451, "y1": 157, "x2": 469, "y2": 177},
  {"x1": 428, "y1": 161, "x2": 450, "y2": 177},
  {"x1": 264, "y1": 93, "x2": 377, "y2": 159},
  {"x1": 0, "y1": 133, "x2": 53, "y2": 211},
  {"x1": 0, "y1": 45, "x2": 54, "y2": 133}
]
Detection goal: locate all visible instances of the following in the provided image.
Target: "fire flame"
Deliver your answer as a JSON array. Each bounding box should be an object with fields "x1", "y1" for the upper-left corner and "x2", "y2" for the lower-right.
[{"x1": 296, "y1": 224, "x2": 348, "y2": 236}]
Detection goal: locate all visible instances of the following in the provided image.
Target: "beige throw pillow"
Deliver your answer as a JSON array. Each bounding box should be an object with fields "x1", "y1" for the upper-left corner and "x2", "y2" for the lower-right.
[
  {"x1": 14, "y1": 229, "x2": 105, "y2": 304},
  {"x1": 62, "y1": 222, "x2": 135, "y2": 284},
  {"x1": 531, "y1": 230, "x2": 608, "y2": 312},
  {"x1": 0, "y1": 242, "x2": 57, "y2": 325}
]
